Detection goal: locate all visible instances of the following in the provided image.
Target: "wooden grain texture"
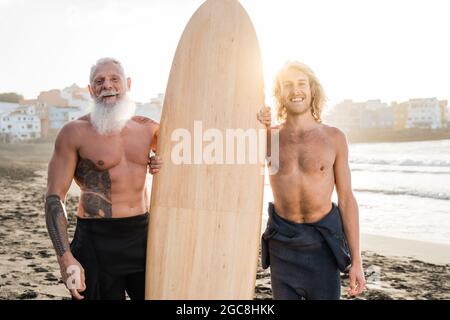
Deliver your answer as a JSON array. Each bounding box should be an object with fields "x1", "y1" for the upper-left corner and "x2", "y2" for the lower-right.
[{"x1": 145, "y1": 0, "x2": 265, "y2": 299}]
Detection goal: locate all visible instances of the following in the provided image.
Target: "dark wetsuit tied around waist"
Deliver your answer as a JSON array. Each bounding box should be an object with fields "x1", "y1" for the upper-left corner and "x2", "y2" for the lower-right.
[
  {"x1": 70, "y1": 212, "x2": 149, "y2": 300},
  {"x1": 261, "y1": 203, "x2": 351, "y2": 300}
]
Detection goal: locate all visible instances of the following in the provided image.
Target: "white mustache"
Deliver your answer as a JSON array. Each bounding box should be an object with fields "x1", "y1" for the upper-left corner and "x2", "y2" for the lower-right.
[
  {"x1": 90, "y1": 93, "x2": 136, "y2": 135},
  {"x1": 98, "y1": 90, "x2": 119, "y2": 98}
]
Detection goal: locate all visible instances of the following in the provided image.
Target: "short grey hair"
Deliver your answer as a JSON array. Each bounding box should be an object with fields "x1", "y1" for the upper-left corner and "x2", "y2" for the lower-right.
[{"x1": 89, "y1": 57, "x2": 126, "y2": 84}]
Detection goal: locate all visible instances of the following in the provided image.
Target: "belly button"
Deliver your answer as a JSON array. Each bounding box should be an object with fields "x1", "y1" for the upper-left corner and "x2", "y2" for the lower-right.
[
  {"x1": 320, "y1": 166, "x2": 324, "y2": 171},
  {"x1": 98, "y1": 160, "x2": 104, "y2": 166}
]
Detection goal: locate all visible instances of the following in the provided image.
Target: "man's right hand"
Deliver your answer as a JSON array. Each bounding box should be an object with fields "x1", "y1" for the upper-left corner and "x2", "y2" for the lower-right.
[
  {"x1": 57, "y1": 252, "x2": 86, "y2": 300},
  {"x1": 257, "y1": 106, "x2": 272, "y2": 128}
]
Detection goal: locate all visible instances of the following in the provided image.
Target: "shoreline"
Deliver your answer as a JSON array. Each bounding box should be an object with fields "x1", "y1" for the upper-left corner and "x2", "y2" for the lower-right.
[
  {"x1": 345, "y1": 129, "x2": 450, "y2": 144},
  {"x1": 361, "y1": 233, "x2": 450, "y2": 266}
]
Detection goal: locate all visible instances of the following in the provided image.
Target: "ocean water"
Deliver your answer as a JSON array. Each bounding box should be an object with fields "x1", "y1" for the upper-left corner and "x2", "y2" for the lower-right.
[{"x1": 263, "y1": 139, "x2": 450, "y2": 245}]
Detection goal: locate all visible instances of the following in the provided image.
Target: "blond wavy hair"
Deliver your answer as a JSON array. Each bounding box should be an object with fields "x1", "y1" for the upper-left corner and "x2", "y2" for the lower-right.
[{"x1": 273, "y1": 61, "x2": 326, "y2": 123}]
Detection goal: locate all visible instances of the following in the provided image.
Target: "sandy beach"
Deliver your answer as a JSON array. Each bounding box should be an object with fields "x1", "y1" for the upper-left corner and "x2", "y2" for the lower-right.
[{"x1": 0, "y1": 143, "x2": 449, "y2": 300}]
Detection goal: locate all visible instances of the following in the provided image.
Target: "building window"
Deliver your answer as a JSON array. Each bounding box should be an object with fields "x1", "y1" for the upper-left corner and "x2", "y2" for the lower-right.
[
  {"x1": 27, "y1": 124, "x2": 33, "y2": 129},
  {"x1": 7, "y1": 125, "x2": 12, "y2": 129}
]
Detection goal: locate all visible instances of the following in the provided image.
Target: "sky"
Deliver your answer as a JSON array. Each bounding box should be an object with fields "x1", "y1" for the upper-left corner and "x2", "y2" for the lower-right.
[{"x1": 0, "y1": 0, "x2": 449, "y2": 109}]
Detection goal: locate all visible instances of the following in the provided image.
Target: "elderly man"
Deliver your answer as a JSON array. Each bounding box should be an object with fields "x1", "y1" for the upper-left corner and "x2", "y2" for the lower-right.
[
  {"x1": 257, "y1": 61, "x2": 365, "y2": 300},
  {"x1": 45, "y1": 57, "x2": 162, "y2": 300}
]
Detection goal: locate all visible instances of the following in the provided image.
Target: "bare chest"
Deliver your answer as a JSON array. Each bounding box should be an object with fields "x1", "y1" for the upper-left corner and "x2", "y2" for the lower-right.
[
  {"x1": 277, "y1": 132, "x2": 335, "y2": 175},
  {"x1": 76, "y1": 126, "x2": 152, "y2": 171}
]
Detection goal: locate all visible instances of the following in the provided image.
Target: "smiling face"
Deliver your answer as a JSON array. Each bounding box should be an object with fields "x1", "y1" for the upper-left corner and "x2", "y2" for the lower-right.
[
  {"x1": 274, "y1": 61, "x2": 325, "y2": 123},
  {"x1": 279, "y1": 68, "x2": 312, "y2": 117},
  {"x1": 88, "y1": 62, "x2": 130, "y2": 106}
]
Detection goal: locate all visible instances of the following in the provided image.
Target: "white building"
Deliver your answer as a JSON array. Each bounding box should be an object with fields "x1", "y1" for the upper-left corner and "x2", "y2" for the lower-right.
[
  {"x1": 0, "y1": 105, "x2": 41, "y2": 141},
  {"x1": 406, "y1": 98, "x2": 442, "y2": 129},
  {"x1": 325, "y1": 99, "x2": 393, "y2": 131},
  {"x1": 0, "y1": 102, "x2": 20, "y2": 115},
  {"x1": 361, "y1": 100, "x2": 393, "y2": 129},
  {"x1": 48, "y1": 106, "x2": 85, "y2": 129},
  {"x1": 61, "y1": 84, "x2": 91, "y2": 112}
]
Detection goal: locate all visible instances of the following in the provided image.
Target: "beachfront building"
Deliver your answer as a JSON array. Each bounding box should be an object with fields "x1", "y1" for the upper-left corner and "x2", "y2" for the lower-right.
[
  {"x1": 135, "y1": 93, "x2": 163, "y2": 122},
  {"x1": 22, "y1": 86, "x2": 90, "y2": 112},
  {"x1": 18, "y1": 85, "x2": 91, "y2": 137},
  {"x1": 360, "y1": 100, "x2": 393, "y2": 129},
  {"x1": 392, "y1": 101, "x2": 409, "y2": 131},
  {"x1": 324, "y1": 99, "x2": 363, "y2": 132},
  {"x1": 37, "y1": 89, "x2": 69, "y2": 107},
  {"x1": 327, "y1": 98, "x2": 447, "y2": 131},
  {"x1": 1, "y1": 88, "x2": 164, "y2": 141},
  {"x1": 0, "y1": 102, "x2": 20, "y2": 114},
  {"x1": 0, "y1": 105, "x2": 41, "y2": 142},
  {"x1": 48, "y1": 106, "x2": 85, "y2": 130},
  {"x1": 61, "y1": 84, "x2": 91, "y2": 112},
  {"x1": 19, "y1": 100, "x2": 52, "y2": 139},
  {"x1": 325, "y1": 99, "x2": 393, "y2": 131},
  {"x1": 406, "y1": 98, "x2": 442, "y2": 129}
]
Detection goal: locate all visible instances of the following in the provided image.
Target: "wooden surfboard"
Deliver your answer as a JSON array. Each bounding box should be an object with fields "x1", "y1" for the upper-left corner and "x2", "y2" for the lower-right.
[{"x1": 145, "y1": 0, "x2": 265, "y2": 299}]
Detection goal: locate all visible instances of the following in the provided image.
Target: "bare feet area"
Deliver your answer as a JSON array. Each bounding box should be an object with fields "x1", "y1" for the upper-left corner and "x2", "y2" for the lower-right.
[{"x1": 0, "y1": 143, "x2": 449, "y2": 300}]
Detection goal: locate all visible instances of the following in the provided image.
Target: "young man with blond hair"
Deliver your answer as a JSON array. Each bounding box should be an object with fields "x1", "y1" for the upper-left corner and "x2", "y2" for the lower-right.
[{"x1": 257, "y1": 61, "x2": 365, "y2": 300}]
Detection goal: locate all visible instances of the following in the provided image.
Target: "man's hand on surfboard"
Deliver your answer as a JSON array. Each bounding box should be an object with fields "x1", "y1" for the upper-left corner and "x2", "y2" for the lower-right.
[
  {"x1": 347, "y1": 262, "x2": 366, "y2": 297},
  {"x1": 257, "y1": 106, "x2": 272, "y2": 128},
  {"x1": 57, "y1": 253, "x2": 86, "y2": 300},
  {"x1": 148, "y1": 154, "x2": 163, "y2": 174}
]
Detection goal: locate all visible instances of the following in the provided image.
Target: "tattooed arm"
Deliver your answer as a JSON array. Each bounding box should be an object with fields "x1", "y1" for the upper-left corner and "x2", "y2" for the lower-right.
[
  {"x1": 45, "y1": 194, "x2": 70, "y2": 257},
  {"x1": 45, "y1": 122, "x2": 86, "y2": 299}
]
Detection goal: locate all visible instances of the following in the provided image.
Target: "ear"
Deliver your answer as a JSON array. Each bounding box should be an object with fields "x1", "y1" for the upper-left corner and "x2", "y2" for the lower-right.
[{"x1": 127, "y1": 77, "x2": 131, "y2": 91}]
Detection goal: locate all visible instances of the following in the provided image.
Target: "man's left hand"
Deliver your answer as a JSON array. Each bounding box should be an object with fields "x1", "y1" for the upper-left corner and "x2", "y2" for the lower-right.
[
  {"x1": 347, "y1": 262, "x2": 366, "y2": 297},
  {"x1": 148, "y1": 155, "x2": 163, "y2": 174}
]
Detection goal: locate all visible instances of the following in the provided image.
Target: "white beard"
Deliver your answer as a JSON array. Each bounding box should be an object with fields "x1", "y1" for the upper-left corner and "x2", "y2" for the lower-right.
[{"x1": 90, "y1": 93, "x2": 136, "y2": 135}]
